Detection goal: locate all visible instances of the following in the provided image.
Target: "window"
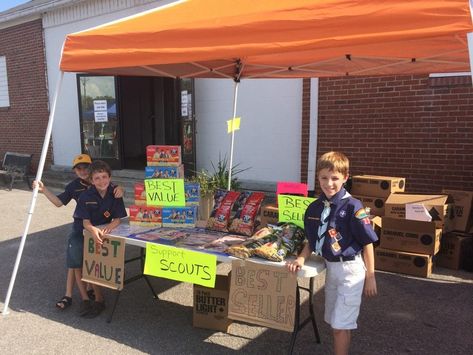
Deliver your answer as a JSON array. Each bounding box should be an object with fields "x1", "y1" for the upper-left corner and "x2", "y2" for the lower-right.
[{"x1": 0, "y1": 56, "x2": 10, "y2": 108}]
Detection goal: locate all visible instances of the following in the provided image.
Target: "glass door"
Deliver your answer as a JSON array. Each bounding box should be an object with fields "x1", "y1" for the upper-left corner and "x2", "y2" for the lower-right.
[{"x1": 77, "y1": 75, "x2": 121, "y2": 169}]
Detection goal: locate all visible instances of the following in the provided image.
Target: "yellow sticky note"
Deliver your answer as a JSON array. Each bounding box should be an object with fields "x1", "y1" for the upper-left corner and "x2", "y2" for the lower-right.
[
  {"x1": 144, "y1": 243, "x2": 217, "y2": 287},
  {"x1": 278, "y1": 194, "x2": 317, "y2": 228},
  {"x1": 144, "y1": 179, "x2": 186, "y2": 206},
  {"x1": 227, "y1": 117, "x2": 241, "y2": 133}
]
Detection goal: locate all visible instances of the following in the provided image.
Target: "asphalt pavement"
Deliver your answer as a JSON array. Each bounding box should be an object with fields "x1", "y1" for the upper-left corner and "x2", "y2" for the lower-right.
[{"x1": 0, "y1": 186, "x2": 472, "y2": 354}]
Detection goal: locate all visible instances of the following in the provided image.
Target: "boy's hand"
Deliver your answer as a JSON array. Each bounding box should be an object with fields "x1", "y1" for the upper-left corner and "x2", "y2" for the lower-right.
[
  {"x1": 286, "y1": 257, "x2": 305, "y2": 273},
  {"x1": 364, "y1": 273, "x2": 377, "y2": 297},
  {"x1": 91, "y1": 226, "x2": 104, "y2": 245},
  {"x1": 32, "y1": 180, "x2": 44, "y2": 192},
  {"x1": 113, "y1": 185, "x2": 124, "y2": 198}
]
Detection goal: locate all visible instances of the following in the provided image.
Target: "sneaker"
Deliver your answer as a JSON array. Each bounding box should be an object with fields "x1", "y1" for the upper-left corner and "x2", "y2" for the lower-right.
[
  {"x1": 79, "y1": 300, "x2": 93, "y2": 317},
  {"x1": 83, "y1": 301, "x2": 106, "y2": 319}
]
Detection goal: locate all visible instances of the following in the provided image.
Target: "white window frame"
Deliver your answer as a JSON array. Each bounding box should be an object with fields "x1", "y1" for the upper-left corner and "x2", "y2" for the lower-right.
[{"x1": 0, "y1": 56, "x2": 10, "y2": 108}]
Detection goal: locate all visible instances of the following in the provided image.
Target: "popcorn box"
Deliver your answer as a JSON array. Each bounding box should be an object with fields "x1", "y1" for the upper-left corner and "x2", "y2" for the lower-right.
[
  {"x1": 162, "y1": 206, "x2": 197, "y2": 227},
  {"x1": 146, "y1": 145, "x2": 182, "y2": 166},
  {"x1": 185, "y1": 182, "x2": 200, "y2": 206},
  {"x1": 129, "y1": 205, "x2": 162, "y2": 227},
  {"x1": 134, "y1": 183, "x2": 147, "y2": 206},
  {"x1": 145, "y1": 165, "x2": 184, "y2": 179}
]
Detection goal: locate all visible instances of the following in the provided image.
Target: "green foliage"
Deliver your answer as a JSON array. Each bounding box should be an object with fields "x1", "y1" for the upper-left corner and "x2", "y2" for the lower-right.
[{"x1": 190, "y1": 154, "x2": 249, "y2": 197}]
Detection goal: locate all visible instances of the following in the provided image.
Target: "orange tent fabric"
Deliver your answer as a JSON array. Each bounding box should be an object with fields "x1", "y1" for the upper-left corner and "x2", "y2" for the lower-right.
[{"x1": 60, "y1": 0, "x2": 473, "y2": 79}]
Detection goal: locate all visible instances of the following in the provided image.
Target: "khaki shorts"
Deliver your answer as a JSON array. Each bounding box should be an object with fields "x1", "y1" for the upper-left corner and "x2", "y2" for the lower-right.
[{"x1": 324, "y1": 254, "x2": 366, "y2": 330}]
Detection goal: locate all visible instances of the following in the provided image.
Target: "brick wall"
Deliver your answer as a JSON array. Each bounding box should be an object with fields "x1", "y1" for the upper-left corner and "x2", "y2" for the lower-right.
[
  {"x1": 304, "y1": 74, "x2": 473, "y2": 194},
  {"x1": 0, "y1": 19, "x2": 51, "y2": 173}
]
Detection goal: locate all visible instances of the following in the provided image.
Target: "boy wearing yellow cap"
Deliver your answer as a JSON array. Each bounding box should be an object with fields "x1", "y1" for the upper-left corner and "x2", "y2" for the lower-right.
[{"x1": 33, "y1": 154, "x2": 123, "y2": 311}]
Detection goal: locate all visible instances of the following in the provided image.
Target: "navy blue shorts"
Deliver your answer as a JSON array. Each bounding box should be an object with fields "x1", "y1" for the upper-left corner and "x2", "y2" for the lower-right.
[{"x1": 66, "y1": 230, "x2": 84, "y2": 269}]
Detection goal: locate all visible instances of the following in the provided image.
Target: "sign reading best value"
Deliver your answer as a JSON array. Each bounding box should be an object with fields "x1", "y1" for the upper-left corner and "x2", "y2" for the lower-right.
[
  {"x1": 144, "y1": 243, "x2": 217, "y2": 288},
  {"x1": 82, "y1": 231, "x2": 125, "y2": 290},
  {"x1": 145, "y1": 178, "x2": 186, "y2": 206}
]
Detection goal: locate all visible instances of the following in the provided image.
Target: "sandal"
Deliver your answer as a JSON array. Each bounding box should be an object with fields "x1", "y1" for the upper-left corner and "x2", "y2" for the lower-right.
[
  {"x1": 56, "y1": 296, "x2": 72, "y2": 310},
  {"x1": 79, "y1": 300, "x2": 93, "y2": 317},
  {"x1": 83, "y1": 301, "x2": 106, "y2": 319},
  {"x1": 87, "y1": 289, "x2": 95, "y2": 301}
]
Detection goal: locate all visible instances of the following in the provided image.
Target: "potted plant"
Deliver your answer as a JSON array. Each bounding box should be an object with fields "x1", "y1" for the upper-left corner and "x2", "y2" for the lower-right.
[{"x1": 189, "y1": 154, "x2": 249, "y2": 220}]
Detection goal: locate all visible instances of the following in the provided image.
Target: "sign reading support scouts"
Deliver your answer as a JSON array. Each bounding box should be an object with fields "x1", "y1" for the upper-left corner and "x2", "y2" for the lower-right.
[
  {"x1": 278, "y1": 194, "x2": 316, "y2": 228},
  {"x1": 144, "y1": 243, "x2": 217, "y2": 288},
  {"x1": 82, "y1": 231, "x2": 126, "y2": 290},
  {"x1": 228, "y1": 260, "x2": 297, "y2": 332}
]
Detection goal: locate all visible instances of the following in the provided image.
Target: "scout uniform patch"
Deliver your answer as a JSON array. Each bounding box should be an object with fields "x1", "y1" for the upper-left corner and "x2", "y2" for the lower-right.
[
  {"x1": 328, "y1": 228, "x2": 342, "y2": 253},
  {"x1": 103, "y1": 211, "x2": 111, "y2": 218},
  {"x1": 355, "y1": 208, "x2": 371, "y2": 225}
]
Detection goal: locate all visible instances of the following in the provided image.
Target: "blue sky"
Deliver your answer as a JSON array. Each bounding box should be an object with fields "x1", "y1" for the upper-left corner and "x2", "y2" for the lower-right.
[{"x1": 0, "y1": 0, "x2": 30, "y2": 12}]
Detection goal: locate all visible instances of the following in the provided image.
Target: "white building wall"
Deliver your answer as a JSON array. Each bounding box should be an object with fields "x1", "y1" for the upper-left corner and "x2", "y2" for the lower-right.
[
  {"x1": 195, "y1": 79, "x2": 302, "y2": 183},
  {"x1": 42, "y1": 0, "x2": 306, "y2": 184}
]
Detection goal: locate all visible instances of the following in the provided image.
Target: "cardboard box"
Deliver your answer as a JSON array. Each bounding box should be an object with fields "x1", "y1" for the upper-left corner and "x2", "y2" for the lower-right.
[
  {"x1": 375, "y1": 247, "x2": 432, "y2": 278},
  {"x1": 193, "y1": 275, "x2": 232, "y2": 332},
  {"x1": 162, "y1": 206, "x2": 197, "y2": 227},
  {"x1": 380, "y1": 217, "x2": 441, "y2": 255},
  {"x1": 384, "y1": 193, "x2": 453, "y2": 231},
  {"x1": 353, "y1": 194, "x2": 387, "y2": 216},
  {"x1": 144, "y1": 165, "x2": 184, "y2": 179},
  {"x1": 129, "y1": 205, "x2": 162, "y2": 227},
  {"x1": 134, "y1": 183, "x2": 146, "y2": 206},
  {"x1": 259, "y1": 204, "x2": 279, "y2": 227},
  {"x1": 146, "y1": 145, "x2": 181, "y2": 166},
  {"x1": 371, "y1": 216, "x2": 382, "y2": 239},
  {"x1": 442, "y1": 189, "x2": 473, "y2": 233},
  {"x1": 351, "y1": 175, "x2": 405, "y2": 197},
  {"x1": 435, "y1": 233, "x2": 473, "y2": 270}
]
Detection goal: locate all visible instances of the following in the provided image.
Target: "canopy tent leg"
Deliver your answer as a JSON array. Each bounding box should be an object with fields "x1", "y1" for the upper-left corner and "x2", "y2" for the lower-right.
[
  {"x1": 227, "y1": 80, "x2": 240, "y2": 191},
  {"x1": 2, "y1": 72, "x2": 64, "y2": 316}
]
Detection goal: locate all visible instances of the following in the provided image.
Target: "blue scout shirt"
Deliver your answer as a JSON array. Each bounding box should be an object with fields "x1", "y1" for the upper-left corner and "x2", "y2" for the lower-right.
[
  {"x1": 73, "y1": 184, "x2": 127, "y2": 233},
  {"x1": 304, "y1": 187, "x2": 378, "y2": 262},
  {"x1": 57, "y1": 178, "x2": 90, "y2": 205}
]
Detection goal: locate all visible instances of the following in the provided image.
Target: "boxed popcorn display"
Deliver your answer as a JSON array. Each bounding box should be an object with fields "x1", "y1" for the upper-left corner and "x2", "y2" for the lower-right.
[
  {"x1": 146, "y1": 145, "x2": 182, "y2": 166},
  {"x1": 129, "y1": 205, "x2": 162, "y2": 227}
]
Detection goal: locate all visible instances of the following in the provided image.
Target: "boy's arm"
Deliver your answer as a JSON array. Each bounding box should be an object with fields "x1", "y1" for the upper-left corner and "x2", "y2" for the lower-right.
[
  {"x1": 83, "y1": 219, "x2": 104, "y2": 245},
  {"x1": 112, "y1": 184, "x2": 125, "y2": 199},
  {"x1": 362, "y1": 243, "x2": 377, "y2": 297},
  {"x1": 101, "y1": 218, "x2": 121, "y2": 235},
  {"x1": 286, "y1": 242, "x2": 312, "y2": 272},
  {"x1": 33, "y1": 180, "x2": 63, "y2": 207}
]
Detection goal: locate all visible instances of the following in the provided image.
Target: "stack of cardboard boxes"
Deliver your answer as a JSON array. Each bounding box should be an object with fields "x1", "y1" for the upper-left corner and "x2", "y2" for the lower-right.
[
  {"x1": 375, "y1": 193, "x2": 453, "y2": 278},
  {"x1": 129, "y1": 145, "x2": 199, "y2": 227},
  {"x1": 435, "y1": 190, "x2": 473, "y2": 270}
]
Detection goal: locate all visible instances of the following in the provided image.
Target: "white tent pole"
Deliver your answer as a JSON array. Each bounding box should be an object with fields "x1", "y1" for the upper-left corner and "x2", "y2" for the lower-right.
[
  {"x1": 2, "y1": 71, "x2": 64, "y2": 316},
  {"x1": 227, "y1": 80, "x2": 239, "y2": 191}
]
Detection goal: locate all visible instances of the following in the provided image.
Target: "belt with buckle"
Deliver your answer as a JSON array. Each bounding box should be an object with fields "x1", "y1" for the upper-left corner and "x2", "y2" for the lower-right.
[{"x1": 329, "y1": 253, "x2": 360, "y2": 262}]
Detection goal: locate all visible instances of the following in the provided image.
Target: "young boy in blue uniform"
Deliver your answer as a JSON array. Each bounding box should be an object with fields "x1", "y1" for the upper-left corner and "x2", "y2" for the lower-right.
[
  {"x1": 287, "y1": 151, "x2": 378, "y2": 355},
  {"x1": 33, "y1": 154, "x2": 123, "y2": 310},
  {"x1": 74, "y1": 160, "x2": 127, "y2": 318}
]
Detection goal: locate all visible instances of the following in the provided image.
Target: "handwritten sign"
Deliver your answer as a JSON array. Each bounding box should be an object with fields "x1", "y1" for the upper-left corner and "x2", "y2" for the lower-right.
[
  {"x1": 278, "y1": 194, "x2": 316, "y2": 228},
  {"x1": 228, "y1": 260, "x2": 297, "y2": 332},
  {"x1": 144, "y1": 243, "x2": 217, "y2": 287},
  {"x1": 82, "y1": 231, "x2": 125, "y2": 290},
  {"x1": 145, "y1": 178, "x2": 185, "y2": 206}
]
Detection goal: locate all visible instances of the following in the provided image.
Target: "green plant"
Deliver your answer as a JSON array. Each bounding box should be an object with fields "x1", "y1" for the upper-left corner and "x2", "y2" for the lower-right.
[{"x1": 190, "y1": 154, "x2": 249, "y2": 197}]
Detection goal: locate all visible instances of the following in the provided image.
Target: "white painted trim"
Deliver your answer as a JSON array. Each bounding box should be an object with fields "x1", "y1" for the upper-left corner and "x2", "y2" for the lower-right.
[
  {"x1": 0, "y1": 56, "x2": 10, "y2": 108},
  {"x1": 307, "y1": 78, "x2": 318, "y2": 191},
  {"x1": 429, "y1": 72, "x2": 471, "y2": 78}
]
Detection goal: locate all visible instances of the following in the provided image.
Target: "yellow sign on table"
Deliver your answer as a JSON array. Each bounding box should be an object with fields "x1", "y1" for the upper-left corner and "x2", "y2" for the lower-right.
[
  {"x1": 278, "y1": 194, "x2": 316, "y2": 228},
  {"x1": 227, "y1": 117, "x2": 241, "y2": 133},
  {"x1": 144, "y1": 243, "x2": 217, "y2": 288},
  {"x1": 145, "y1": 178, "x2": 185, "y2": 206}
]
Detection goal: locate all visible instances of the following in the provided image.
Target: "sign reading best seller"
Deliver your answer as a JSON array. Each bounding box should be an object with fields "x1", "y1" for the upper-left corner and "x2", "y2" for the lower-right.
[
  {"x1": 145, "y1": 178, "x2": 186, "y2": 206},
  {"x1": 278, "y1": 194, "x2": 316, "y2": 228},
  {"x1": 228, "y1": 260, "x2": 297, "y2": 332},
  {"x1": 82, "y1": 231, "x2": 125, "y2": 290}
]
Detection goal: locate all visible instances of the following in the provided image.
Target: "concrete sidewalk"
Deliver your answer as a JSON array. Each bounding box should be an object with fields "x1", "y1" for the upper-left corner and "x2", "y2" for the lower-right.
[{"x1": 1, "y1": 188, "x2": 472, "y2": 354}]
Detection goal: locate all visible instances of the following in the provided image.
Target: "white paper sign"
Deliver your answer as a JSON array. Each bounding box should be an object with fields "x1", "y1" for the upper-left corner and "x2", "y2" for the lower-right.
[
  {"x1": 181, "y1": 105, "x2": 188, "y2": 117},
  {"x1": 94, "y1": 100, "x2": 107, "y2": 111},
  {"x1": 405, "y1": 203, "x2": 432, "y2": 222},
  {"x1": 181, "y1": 90, "x2": 188, "y2": 103},
  {"x1": 94, "y1": 111, "x2": 108, "y2": 122}
]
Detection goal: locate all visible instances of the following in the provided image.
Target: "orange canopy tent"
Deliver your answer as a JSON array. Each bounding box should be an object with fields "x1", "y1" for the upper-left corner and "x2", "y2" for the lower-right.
[
  {"x1": 60, "y1": 0, "x2": 473, "y2": 79},
  {"x1": 4, "y1": 0, "x2": 473, "y2": 314}
]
